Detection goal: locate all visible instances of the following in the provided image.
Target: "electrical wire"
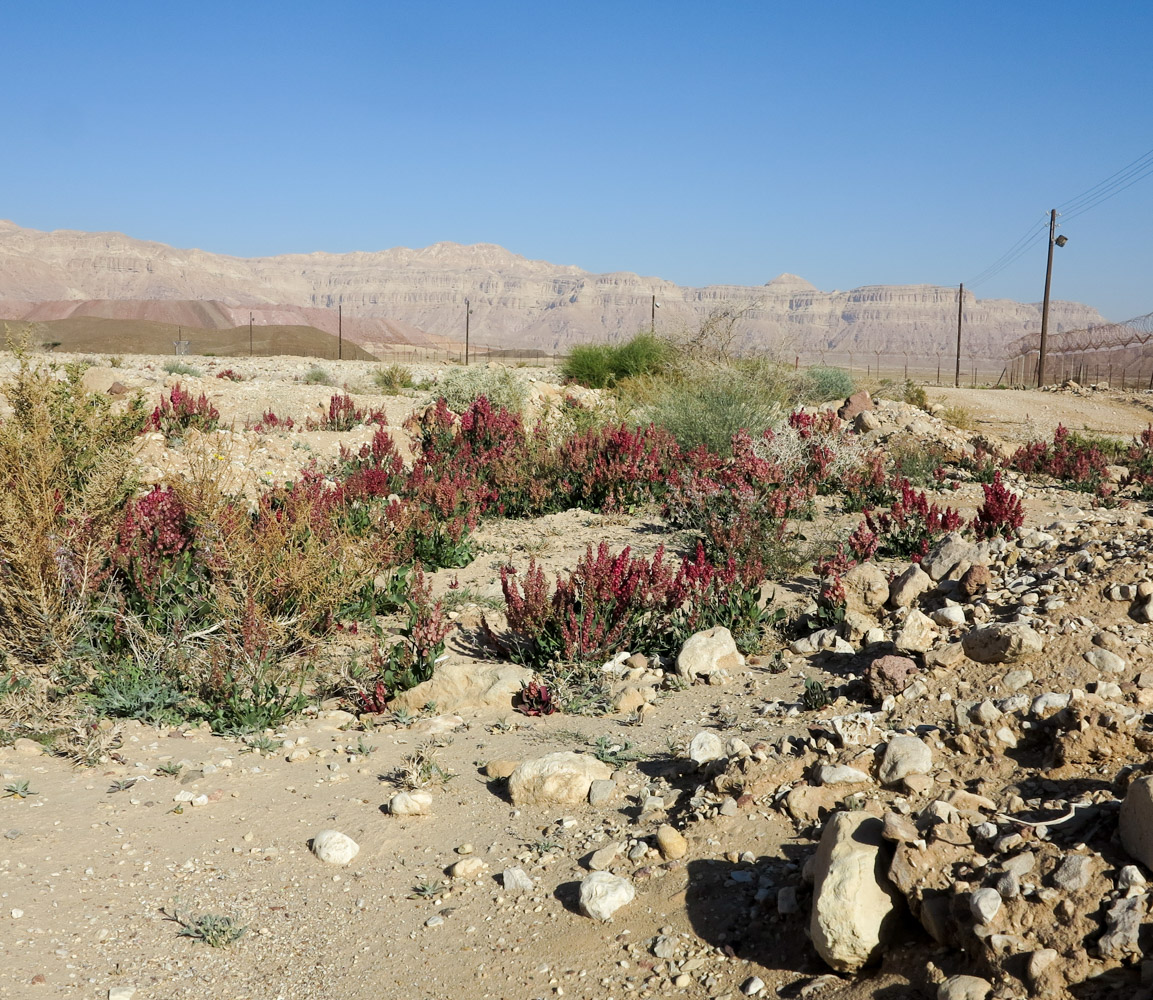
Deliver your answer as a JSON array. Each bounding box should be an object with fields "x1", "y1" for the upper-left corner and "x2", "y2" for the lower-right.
[
  {"x1": 964, "y1": 143, "x2": 1153, "y2": 289},
  {"x1": 1057, "y1": 145, "x2": 1153, "y2": 216},
  {"x1": 1062, "y1": 160, "x2": 1153, "y2": 224},
  {"x1": 964, "y1": 218, "x2": 1049, "y2": 288}
]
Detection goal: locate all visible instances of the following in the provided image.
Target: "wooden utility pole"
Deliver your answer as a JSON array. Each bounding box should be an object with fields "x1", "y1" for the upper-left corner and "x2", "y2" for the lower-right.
[
  {"x1": 249, "y1": 313, "x2": 253, "y2": 357},
  {"x1": 954, "y1": 283, "x2": 963, "y2": 387},
  {"x1": 1037, "y1": 209, "x2": 1058, "y2": 387},
  {"x1": 338, "y1": 304, "x2": 342, "y2": 361},
  {"x1": 651, "y1": 294, "x2": 656, "y2": 332},
  {"x1": 465, "y1": 298, "x2": 470, "y2": 366}
]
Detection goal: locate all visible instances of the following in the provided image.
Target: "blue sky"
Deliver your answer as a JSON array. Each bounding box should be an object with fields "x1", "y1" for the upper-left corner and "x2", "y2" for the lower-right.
[{"x1": 1, "y1": 1, "x2": 1150, "y2": 320}]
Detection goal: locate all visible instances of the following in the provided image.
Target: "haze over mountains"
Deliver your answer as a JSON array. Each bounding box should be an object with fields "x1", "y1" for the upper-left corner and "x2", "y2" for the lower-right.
[{"x1": 0, "y1": 221, "x2": 1107, "y2": 360}]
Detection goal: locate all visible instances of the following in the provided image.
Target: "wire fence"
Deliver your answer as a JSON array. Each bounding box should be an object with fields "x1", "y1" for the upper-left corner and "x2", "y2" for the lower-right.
[{"x1": 1005, "y1": 310, "x2": 1153, "y2": 388}]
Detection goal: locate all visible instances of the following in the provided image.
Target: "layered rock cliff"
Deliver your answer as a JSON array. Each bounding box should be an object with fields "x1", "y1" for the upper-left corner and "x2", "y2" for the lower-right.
[{"x1": 0, "y1": 220, "x2": 1107, "y2": 358}]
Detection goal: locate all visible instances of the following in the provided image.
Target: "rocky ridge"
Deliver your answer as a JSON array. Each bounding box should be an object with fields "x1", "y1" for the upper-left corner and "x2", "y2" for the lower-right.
[{"x1": 0, "y1": 220, "x2": 1107, "y2": 359}]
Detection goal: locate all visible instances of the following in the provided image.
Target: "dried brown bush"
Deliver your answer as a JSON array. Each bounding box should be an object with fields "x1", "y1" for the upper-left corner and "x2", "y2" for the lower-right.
[{"x1": 0, "y1": 357, "x2": 144, "y2": 667}]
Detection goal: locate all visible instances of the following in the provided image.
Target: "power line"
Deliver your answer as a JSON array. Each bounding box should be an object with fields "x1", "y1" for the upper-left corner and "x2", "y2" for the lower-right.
[
  {"x1": 1062, "y1": 160, "x2": 1153, "y2": 223},
  {"x1": 1058, "y1": 145, "x2": 1153, "y2": 215},
  {"x1": 964, "y1": 143, "x2": 1153, "y2": 290},
  {"x1": 965, "y1": 218, "x2": 1049, "y2": 288}
]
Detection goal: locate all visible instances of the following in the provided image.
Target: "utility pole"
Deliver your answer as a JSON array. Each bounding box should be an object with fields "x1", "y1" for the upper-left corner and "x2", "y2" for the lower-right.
[
  {"x1": 338, "y1": 304, "x2": 342, "y2": 361},
  {"x1": 954, "y1": 283, "x2": 963, "y2": 388},
  {"x1": 249, "y1": 312, "x2": 253, "y2": 357},
  {"x1": 1037, "y1": 208, "x2": 1068, "y2": 387},
  {"x1": 651, "y1": 294, "x2": 656, "y2": 333},
  {"x1": 465, "y1": 298, "x2": 470, "y2": 366}
]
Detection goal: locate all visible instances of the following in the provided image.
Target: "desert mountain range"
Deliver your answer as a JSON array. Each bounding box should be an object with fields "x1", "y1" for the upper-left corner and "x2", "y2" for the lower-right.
[{"x1": 0, "y1": 220, "x2": 1107, "y2": 360}]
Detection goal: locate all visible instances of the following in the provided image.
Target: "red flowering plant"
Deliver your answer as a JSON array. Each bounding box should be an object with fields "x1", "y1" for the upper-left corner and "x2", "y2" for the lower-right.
[
  {"x1": 970, "y1": 472, "x2": 1025, "y2": 539},
  {"x1": 106, "y1": 486, "x2": 213, "y2": 645},
  {"x1": 147, "y1": 382, "x2": 220, "y2": 435},
  {"x1": 558, "y1": 423, "x2": 682, "y2": 512},
  {"x1": 358, "y1": 565, "x2": 451, "y2": 701},
  {"x1": 864, "y1": 480, "x2": 964, "y2": 561},
  {"x1": 1010, "y1": 424, "x2": 1112, "y2": 499},
  {"x1": 1123, "y1": 425, "x2": 1153, "y2": 501},
  {"x1": 812, "y1": 543, "x2": 855, "y2": 631},
  {"x1": 664, "y1": 430, "x2": 814, "y2": 573},
  {"x1": 307, "y1": 393, "x2": 386, "y2": 432},
  {"x1": 491, "y1": 543, "x2": 679, "y2": 667},
  {"x1": 251, "y1": 410, "x2": 295, "y2": 433}
]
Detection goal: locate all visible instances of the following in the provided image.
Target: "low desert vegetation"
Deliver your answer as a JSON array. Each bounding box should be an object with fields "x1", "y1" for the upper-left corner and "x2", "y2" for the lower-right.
[
  {"x1": 374, "y1": 362, "x2": 414, "y2": 394},
  {"x1": 5, "y1": 336, "x2": 1153, "y2": 750}
]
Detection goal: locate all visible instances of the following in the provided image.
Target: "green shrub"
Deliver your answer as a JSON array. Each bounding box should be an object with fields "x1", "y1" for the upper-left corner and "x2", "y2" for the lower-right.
[
  {"x1": 801, "y1": 365, "x2": 855, "y2": 403},
  {"x1": 563, "y1": 344, "x2": 616, "y2": 388},
  {"x1": 374, "y1": 363, "x2": 414, "y2": 394},
  {"x1": 643, "y1": 358, "x2": 784, "y2": 456},
  {"x1": 562, "y1": 333, "x2": 671, "y2": 388},
  {"x1": 303, "y1": 366, "x2": 334, "y2": 385},
  {"x1": 90, "y1": 661, "x2": 190, "y2": 726},
  {"x1": 903, "y1": 380, "x2": 929, "y2": 411},
  {"x1": 163, "y1": 361, "x2": 203, "y2": 377},
  {"x1": 435, "y1": 367, "x2": 528, "y2": 414}
]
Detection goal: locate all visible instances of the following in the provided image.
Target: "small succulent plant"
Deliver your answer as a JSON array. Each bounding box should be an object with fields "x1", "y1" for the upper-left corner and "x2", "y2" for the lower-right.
[{"x1": 515, "y1": 679, "x2": 557, "y2": 717}]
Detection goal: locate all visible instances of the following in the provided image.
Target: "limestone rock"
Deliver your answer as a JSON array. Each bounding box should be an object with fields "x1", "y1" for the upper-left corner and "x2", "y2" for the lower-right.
[
  {"x1": 501, "y1": 867, "x2": 533, "y2": 894},
  {"x1": 449, "y1": 857, "x2": 488, "y2": 878},
  {"x1": 688, "y1": 730, "x2": 726, "y2": 765},
  {"x1": 588, "y1": 842, "x2": 623, "y2": 870},
  {"x1": 1083, "y1": 647, "x2": 1125, "y2": 673},
  {"x1": 889, "y1": 564, "x2": 932, "y2": 608},
  {"x1": 969, "y1": 887, "x2": 1001, "y2": 924},
  {"x1": 922, "y1": 532, "x2": 974, "y2": 581},
  {"x1": 878, "y1": 736, "x2": 932, "y2": 786},
  {"x1": 843, "y1": 563, "x2": 889, "y2": 615},
  {"x1": 656, "y1": 824, "x2": 688, "y2": 860},
  {"x1": 311, "y1": 829, "x2": 359, "y2": 865},
  {"x1": 388, "y1": 791, "x2": 433, "y2": 816},
  {"x1": 1120, "y1": 776, "x2": 1153, "y2": 870},
  {"x1": 815, "y1": 765, "x2": 871, "y2": 786},
  {"x1": 937, "y1": 975, "x2": 993, "y2": 1000},
  {"x1": 894, "y1": 609, "x2": 938, "y2": 653},
  {"x1": 507, "y1": 751, "x2": 612, "y2": 807},
  {"x1": 579, "y1": 871, "x2": 635, "y2": 921},
  {"x1": 390, "y1": 661, "x2": 532, "y2": 714},
  {"x1": 676, "y1": 627, "x2": 743, "y2": 682},
  {"x1": 809, "y1": 811, "x2": 904, "y2": 972},
  {"x1": 962, "y1": 623, "x2": 1043, "y2": 664}
]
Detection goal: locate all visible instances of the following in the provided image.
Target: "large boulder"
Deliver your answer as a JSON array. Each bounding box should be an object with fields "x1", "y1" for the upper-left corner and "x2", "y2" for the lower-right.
[
  {"x1": 843, "y1": 563, "x2": 889, "y2": 615},
  {"x1": 838, "y1": 391, "x2": 874, "y2": 422},
  {"x1": 889, "y1": 564, "x2": 932, "y2": 609},
  {"x1": 579, "y1": 871, "x2": 635, "y2": 921},
  {"x1": 878, "y1": 736, "x2": 933, "y2": 787},
  {"x1": 894, "y1": 609, "x2": 938, "y2": 653},
  {"x1": 922, "y1": 533, "x2": 974, "y2": 581},
  {"x1": 507, "y1": 752, "x2": 612, "y2": 808},
  {"x1": 390, "y1": 661, "x2": 532, "y2": 714},
  {"x1": 676, "y1": 627, "x2": 743, "y2": 682},
  {"x1": 1120, "y1": 775, "x2": 1153, "y2": 870},
  {"x1": 810, "y1": 811, "x2": 905, "y2": 971},
  {"x1": 864, "y1": 655, "x2": 920, "y2": 701},
  {"x1": 962, "y1": 623, "x2": 1043, "y2": 664}
]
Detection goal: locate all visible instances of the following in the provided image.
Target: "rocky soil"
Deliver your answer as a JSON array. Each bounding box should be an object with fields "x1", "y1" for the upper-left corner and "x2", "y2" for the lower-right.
[{"x1": 5, "y1": 354, "x2": 1153, "y2": 1000}]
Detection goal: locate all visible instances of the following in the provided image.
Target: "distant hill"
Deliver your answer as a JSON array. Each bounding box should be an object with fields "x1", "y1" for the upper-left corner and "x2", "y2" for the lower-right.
[
  {"x1": 3, "y1": 314, "x2": 376, "y2": 361},
  {"x1": 0, "y1": 220, "x2": 1108, "y2": 360}
]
